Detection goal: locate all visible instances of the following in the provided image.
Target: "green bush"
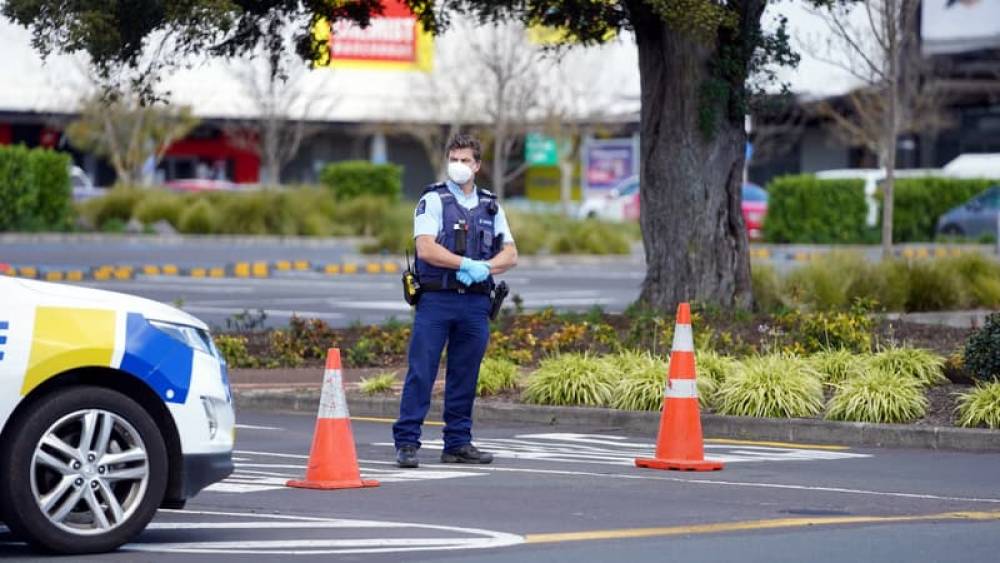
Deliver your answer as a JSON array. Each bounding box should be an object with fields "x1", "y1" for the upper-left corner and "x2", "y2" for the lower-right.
[
  {"x1": 504, "y1": 209, "x2": 550, "y2": 255},
  {"x1": 0, "y1": 145, "x2": 71, "y2": 231},
  {"x1": 715, "y1": 354, "x2": 824, "y2": 418},
  {"x1": 778, "y1": 303, "x2": 874, "y2": 353},
  {"x1": 133, "y1": 190, "x2": 185, "y2": 226},
  {"x1": 79, "y1": 186, "x2": 143, "y2": 229},
  {"x1": 178, "y1": 199, "x2": 219, "y2": 234},
  {"x1": 0, "y1": 145, "x2": 36, "y2": 231},
  {"x1": 865, "y1": 347, "x2": 947, "y2": 387},
  {"x1": 764, "y1": 175, "x2": 871, "y2": 243},
  {"x1": 359, "y1": 371, "x2": 397, "y2": 395},
  {"x1": 825, "y1": 368, "x2": 927, "y2": 424},
  {"x1": 550, "y1": 219, "x2": 631, "y2": 254},
  {"x1": 523, "y1": 353, "x2": 615, "y2": 407},
  {"x1": 696, "y1": 350, "x2": 737, "y2": 408},
  {"x1": 27, "y1": 148, "x2": 72, "y2": 230},
  {"x1": 964, "y1": 313, "x2": 1000, "y2": 383},
  {"x1": 943, "y1": 254, "x2": 1000, "y2": 308},
  {"x1": 751, "y1": 264, "x2": 784, "y2": 313},
  {"x1": 320, "y1": 160, "x2": 402, "y2": 201},
  {"x1": 477, "y1": 357, "x2": 520, "y2": 396},
  {"x1": 955, "y1": 382, "x2": 1000, "y2": 429},
  {"x1": 903, "y1": 259, "x2": 964, "y2": 312},
  {"x1": 214, "y1": 334, "x2": 258, "y2": 368},
  {"x1": 891, "y1": 178, "x2": 997, "y2": 242},
  {"x1": 783, "y1": 252, "x2": 872, "y2": 310}
]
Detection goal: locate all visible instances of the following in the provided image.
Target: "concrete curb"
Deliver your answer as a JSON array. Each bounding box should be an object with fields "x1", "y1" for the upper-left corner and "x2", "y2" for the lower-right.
[{"x1": 233, "y1": 389, "x2": 1000, "y2": 453}]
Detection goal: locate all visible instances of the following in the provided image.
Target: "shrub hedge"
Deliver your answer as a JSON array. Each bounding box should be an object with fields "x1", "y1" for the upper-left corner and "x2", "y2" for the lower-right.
[
  {"x1": 764, "y1": 175, "x2": 869, "y2": 243},
  {"x1": 319, "y1": 160, "x2": 402, "y2": 201},
  {"x1": 0, "y1": 145, "x2": 72, "y2": 231},
  {"x1": 764, "y1": 174, "x2": 999, "y2": 244}
]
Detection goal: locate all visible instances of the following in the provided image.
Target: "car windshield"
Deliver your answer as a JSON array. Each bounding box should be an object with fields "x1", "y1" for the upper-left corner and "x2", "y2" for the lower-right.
[
  {"x1": 977, "y1": 187, "x2": 999, "y2": 209},
  {"x1": 743, "y1": 184, "x2": 768, "y2": 202}
]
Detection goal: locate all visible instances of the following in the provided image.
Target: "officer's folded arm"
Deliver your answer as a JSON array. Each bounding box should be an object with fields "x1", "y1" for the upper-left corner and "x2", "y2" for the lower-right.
[
  {"x1": 487, "y1": 243, "x2": 518, "y2": 275},
  {"x1": 414, "y1": 235, "x2": 465, "y2": 269}
]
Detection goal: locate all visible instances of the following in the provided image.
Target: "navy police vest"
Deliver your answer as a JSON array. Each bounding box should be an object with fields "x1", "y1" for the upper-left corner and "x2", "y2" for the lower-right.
[{"x1": 415, "y1": 183, "x2": 500, "y2": 290}]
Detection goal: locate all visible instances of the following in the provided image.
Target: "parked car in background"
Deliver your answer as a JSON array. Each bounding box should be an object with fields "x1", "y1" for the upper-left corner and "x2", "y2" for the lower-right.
[
  {"x1": 577, "y1": 176, "x2": 640, "y2": 222},
  {"x1": 936, "y1": 185, "x2": 1000, "y2": 239},
  {"x1": 577, "y1": 177, "x2": 768, "y2": 239},
  {"x1": 742, "y1": 183, "x2": 768, "y2": 240},
  {"x1": 69, "y1": 166, "x2": 105, "y2": 202}
]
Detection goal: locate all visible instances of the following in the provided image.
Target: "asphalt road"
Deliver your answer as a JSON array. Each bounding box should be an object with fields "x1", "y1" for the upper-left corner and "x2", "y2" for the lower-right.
[
  {"x1": 3, "y1": 411, "x2": 998, "y2": 562},
  {"x1": 26, "y1": 268, "x2": 643, "y2": 329}
]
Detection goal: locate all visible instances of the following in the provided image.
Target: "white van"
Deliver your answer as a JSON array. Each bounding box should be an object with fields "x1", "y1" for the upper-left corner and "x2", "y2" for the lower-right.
[{"x1": 0, "y1": 277, "x2": 234, "y2": 554}]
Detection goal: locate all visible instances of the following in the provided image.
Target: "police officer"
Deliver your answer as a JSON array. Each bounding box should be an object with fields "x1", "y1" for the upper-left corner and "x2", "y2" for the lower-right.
[{"x1": 393, "y1": 134, "x2": 518, "y2": 468}]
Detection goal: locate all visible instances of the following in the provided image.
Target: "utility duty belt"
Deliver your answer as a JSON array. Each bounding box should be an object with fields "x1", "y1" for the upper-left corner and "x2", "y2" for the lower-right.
[{"x1": 420, "y1": 280, "x2": 491, "y2": 295}]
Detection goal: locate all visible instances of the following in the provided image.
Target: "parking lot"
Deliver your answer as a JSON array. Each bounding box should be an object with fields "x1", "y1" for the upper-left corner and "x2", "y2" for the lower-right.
[{"x1": 3, "y1": 411, "x2": 999, "y2": 562}]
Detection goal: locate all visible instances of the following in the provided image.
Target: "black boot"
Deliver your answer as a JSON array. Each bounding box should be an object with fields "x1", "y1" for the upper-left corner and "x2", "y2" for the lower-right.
[
  {"x1": 441, "y1": 444, "x2": 493, "y2": 464},
  {"x1": 396, "y1": 445, "x2": 419, "y2": 468}
]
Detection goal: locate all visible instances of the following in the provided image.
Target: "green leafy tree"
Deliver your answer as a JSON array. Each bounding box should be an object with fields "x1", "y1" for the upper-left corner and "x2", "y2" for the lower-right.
[
  {"x1": 4, "y1": 0, "x2": 817, "y2": 311},
  {"x1": 66, "y1": 95, "x2": 200, "y2": 186}
]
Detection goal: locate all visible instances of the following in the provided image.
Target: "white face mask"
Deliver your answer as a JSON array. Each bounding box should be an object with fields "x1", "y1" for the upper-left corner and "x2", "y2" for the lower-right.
[{"x1": 447, "y1": 161, "x2": 474, "y2": 185}]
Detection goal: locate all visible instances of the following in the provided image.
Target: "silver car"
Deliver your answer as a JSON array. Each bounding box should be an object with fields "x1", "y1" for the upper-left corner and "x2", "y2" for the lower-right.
[{"x1": 936, "y1": 186, "x2": 1000, "y2": 239}]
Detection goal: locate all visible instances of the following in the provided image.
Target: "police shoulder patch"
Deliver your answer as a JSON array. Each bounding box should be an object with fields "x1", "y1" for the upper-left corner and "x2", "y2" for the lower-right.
[{"x1": 415, "y1": 199, "x2": 427, "y2": 216}]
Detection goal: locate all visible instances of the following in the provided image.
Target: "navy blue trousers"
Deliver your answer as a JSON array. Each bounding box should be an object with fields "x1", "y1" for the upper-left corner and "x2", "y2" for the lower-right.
[{"x1": 393, "y1": 291, "x2": 491, "y2": 451}]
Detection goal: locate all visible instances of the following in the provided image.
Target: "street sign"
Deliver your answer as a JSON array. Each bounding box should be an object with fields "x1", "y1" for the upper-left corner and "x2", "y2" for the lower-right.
[{"x1": 525, "y1": 133, "x2": 559, "y2": 167}]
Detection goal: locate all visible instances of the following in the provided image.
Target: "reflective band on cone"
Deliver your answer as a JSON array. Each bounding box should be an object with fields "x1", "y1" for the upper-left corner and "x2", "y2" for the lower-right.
[
  {"x1": 287, "y1": 348, "x2": 379, "y2": 490},
  {"x1": 635, "y1": 303, "x2": 724, "y2": 472}
]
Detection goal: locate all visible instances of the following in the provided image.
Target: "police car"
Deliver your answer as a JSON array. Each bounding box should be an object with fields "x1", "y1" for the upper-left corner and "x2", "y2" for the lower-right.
[{"x1": 0, "y1": 276, "x2": 235, "y2": 554}]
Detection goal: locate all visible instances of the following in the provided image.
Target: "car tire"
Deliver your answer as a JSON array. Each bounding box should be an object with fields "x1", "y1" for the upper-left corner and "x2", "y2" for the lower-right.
[{"x1": 0, "y1": 386, "x2": 168, "y2": 554}]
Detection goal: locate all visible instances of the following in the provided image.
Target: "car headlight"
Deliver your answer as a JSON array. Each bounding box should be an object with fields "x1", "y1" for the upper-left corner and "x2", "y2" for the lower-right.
[{"x1": 148, "y1": 319, "x2": 219, "y2": 358}]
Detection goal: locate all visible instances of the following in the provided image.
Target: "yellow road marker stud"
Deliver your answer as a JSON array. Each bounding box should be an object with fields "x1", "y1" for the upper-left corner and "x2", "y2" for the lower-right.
[
  {"x1": 143, "y1": 265, "x2": 161, "y2": 276},
  {"x1": 234, "y1": 262, "x2": 251, "y2": 278},
  {"x1": 365, "y1": 263, "x2": 382, "y2": 274},
  {"x1": 162, "y1": 264, "x2": 179, "y2": 276},
  {"x1": 294, "y1": 260, "x2": 310, "y2": 271},
  {"x1": 252, "y1": 261, "x2": 269, "y2": 278},
  {"x1": 210, "y1": 267, "x2": 225, "y2": 278},
  {"x1": 343, "y1": 263, "x2": 358, "y2": 274},
  {"x1": 114, "y1": 267, "x2": 133, "y2": 280},
  {"x1": 324, "y1": 264, "x2": 341, "y2": 275},
  {"x1": 383, "y1": 262, "x2": 400, "y2": 273},
  {"x1": 45, "y1": 271, "x2": 64, "y2": 282},
  {"x1": 19, "y1": 266, "x2": 37, "y2": 278},
  {"x1": 523, "y1": 510, "x2": 1000, "y2": 545},
  {"x1": 67, "y1": 270, "x2": 84, "y2": 282},
  {"x1": 191, "y1": 268, "x2": 207, "y2": 278},
  {"x1": 276, "y1": 260, "x2": 292, "y2": 271}
]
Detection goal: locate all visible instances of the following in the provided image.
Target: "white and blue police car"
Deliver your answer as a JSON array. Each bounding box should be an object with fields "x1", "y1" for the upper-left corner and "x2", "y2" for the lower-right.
[{"x1": 0, "y1": 276, "x2": 235, "y2": 553}]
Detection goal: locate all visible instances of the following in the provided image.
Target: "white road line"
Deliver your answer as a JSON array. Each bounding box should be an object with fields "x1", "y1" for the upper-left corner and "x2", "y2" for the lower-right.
[
  {"x1": 125, "y1": 510, "x2": 524, "y2": 555},
  {"x1": 235, "y1": 424, "x2": 284, "y2": 431}
]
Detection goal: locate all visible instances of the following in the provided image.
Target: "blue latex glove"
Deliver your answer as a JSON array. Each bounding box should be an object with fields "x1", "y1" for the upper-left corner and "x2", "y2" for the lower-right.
[
  {"x1": 468, "y1": 260, "x2": 491, "y2": 283},
  {"x1": 456, "y1": 270, "x2": 474, "y2": 286},
  {"x1": 459, "y1": 257, "x2": 490, "y2": 284}
]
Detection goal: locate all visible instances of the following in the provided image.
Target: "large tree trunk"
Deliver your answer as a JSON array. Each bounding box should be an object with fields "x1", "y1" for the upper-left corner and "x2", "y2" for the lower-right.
[{"x1": 634, "y1": 21, "x2": 753, "y2": 313}]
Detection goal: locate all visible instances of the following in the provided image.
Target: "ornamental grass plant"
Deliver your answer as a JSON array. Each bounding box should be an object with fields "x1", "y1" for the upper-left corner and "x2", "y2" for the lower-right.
[
  {"x1": 523, "y1": 353, "x2": 615, "y2": 407},
  {"x1": 607, "y1": 350, "x2": 668, "y2": 412},
  {"x1": 477, "y1": 357, "x2": 520, "y2": 396},
  {"x1": 358, "y1": 371, "x2": 397, "y2": 395},
  {"x1": 866, "y1": 347, "x2": 947, "y2": 388},
  {"x1": 715, "y1": 354, "x2": 824, "y2": 418},
  {"x1": 825, "y1": 368, "x2": 928, "y2": 424},
  {"x1": 955, "y1": 382, "x2": 1000, "y2": 429},
  {"x1": 809, "y1": 348, "x2": 868, "y2": 385}
]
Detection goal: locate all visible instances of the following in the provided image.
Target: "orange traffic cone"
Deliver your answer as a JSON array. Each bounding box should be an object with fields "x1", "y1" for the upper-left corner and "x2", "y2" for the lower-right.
[
  {"x1": 287, "y1": 348, "x2": 380, "y2": 490},
  {"x1": 635, "y1": 303, "x2": 724, "y2": 472}
]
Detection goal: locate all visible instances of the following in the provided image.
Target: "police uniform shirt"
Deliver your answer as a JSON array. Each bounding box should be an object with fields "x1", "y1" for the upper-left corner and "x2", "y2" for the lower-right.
[{"x1": 413, "y1": 180, "x2": 515, "y2": 244}]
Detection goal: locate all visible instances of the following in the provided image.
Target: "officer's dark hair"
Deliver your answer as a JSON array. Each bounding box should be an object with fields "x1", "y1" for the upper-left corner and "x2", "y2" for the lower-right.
[{"x1": 446, "y1": 134, "x2": 482, "y2": 162}]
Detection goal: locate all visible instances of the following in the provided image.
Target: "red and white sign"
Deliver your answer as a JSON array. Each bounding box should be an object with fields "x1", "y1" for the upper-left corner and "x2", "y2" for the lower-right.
[{"x1": 329, "y1": 0, "x2": 423, "y2": 66}]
